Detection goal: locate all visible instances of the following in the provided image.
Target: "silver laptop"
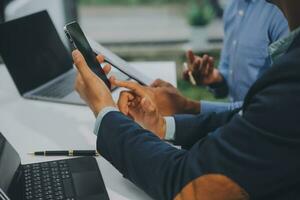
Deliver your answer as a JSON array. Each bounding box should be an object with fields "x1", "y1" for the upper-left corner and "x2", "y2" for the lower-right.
[
  {"x1": 0, "y1": 11, "x2": 86, "y2": 105},
  {"x1": 0, "y1": 11, "x2": 130, "y2": 105}
]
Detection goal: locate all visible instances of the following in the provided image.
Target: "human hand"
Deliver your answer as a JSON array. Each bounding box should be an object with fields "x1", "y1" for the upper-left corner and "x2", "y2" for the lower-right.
[
  {"x1": 112, "y1": 79, "x2": 166, "y2": 139},
  {"x1": 150, "y1": 79, "x2": 200, "y2": 115},
  {"x1": 183, "y1": 50, "x2": 223, "y2": 85},
  {"x1": 73, "y1": 50, "x2": 116, "y2": 117}
]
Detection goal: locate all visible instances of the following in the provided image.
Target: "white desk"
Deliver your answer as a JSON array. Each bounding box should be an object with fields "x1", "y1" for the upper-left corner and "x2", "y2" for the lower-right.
[{"x1": 0, "y1": 62, "x2": 177, "y2": 200}]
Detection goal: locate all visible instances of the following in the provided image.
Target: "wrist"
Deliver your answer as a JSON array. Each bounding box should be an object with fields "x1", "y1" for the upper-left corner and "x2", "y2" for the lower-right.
[
  {"x1": 214, "y1": 70, "x2": 223, "y2": 83},
  {"x1": 155, "y1": 117, "x2": 166, "y2": 139},
  {"x1": 92, "y1": 101, "x2": 117, "y2": 117},
  {"x1": 183, "y1": 99, "x2": 200, "y2": 114}
]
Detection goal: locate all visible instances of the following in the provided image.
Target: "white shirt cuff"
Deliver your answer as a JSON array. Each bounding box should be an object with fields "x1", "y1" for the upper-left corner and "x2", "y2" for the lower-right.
[
  {"x1": 164, "y1": 116, "x2": 176, "y2": 141},
  {"x1": 93, "y1": 108, "x2": 176, "y2": 141},
  {"x1": 93, "y1": 107, "x2": 119, "y2": 136}
]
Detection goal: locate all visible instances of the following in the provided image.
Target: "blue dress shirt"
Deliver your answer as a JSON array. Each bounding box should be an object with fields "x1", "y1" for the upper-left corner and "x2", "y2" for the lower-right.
[{"x1": 200, "y1": 0, "x2": 288, "y2": 113}]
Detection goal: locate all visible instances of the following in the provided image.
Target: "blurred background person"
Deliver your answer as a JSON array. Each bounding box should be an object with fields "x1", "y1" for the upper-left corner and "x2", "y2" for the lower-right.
[{"x1": 180, "y1": 0, "x2": 289, "y2": 114}]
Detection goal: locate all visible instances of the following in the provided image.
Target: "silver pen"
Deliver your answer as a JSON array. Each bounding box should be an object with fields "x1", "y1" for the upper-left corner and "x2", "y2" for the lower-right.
[{"x1": 183, "y1": 62, "x2": 197, "y2": 86}]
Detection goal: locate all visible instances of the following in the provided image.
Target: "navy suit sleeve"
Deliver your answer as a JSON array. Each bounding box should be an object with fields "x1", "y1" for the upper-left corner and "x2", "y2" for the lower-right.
[
  {"x1": 97, "y1": 110, "x2": 244, "y2": 200},
  {"x1": 173, "y1": 109, "x2": 239, "y2": 149},
  {"x1": 97, "y1": 112, "x2": 189, "y2": 200}
]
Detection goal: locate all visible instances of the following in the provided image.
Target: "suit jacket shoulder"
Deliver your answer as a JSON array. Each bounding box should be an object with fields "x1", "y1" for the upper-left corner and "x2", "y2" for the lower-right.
[
  {"x1": 242, "y1": 34, "x2": 300, "y2": 137},
  {"x1": 244, "y1": 35, "x2": 300, "y2": 106}
]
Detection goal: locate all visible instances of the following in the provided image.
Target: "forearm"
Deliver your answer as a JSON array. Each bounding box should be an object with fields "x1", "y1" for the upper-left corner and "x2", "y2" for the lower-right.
[
  {"x1": 96, "y1": 111, "x2": 249, "y2": 200},
  {"x1": 180, "y1": 97, "x2": 243, "y2": 116},
  {"x1": 201, "y1": 101, "x2": 243, "y2": 114},
  {"x1": 173, "y1": 109, "x2": 239, "y2": 149},
  {"x1": 97, "y1": 111, "x2": 188, "y2": 200},
  {"x1": 182, "y1": 99, "x2": 200, "y2": 114}
]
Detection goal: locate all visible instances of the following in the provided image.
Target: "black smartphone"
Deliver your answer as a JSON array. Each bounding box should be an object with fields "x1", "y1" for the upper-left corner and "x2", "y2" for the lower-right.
[{"x1": 64, "y1": 22, "x2": 111, "y2": 89}]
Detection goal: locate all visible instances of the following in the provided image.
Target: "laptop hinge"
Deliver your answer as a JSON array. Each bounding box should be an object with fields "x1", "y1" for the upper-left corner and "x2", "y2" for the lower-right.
[{"x1": 7, "y1": 164, "x2": 23, "y2": 200}]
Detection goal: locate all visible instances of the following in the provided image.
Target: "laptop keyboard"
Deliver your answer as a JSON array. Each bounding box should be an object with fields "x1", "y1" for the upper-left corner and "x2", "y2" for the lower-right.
[
  {"x1": 35, "y1": 73, "x2": 75, "y2": 99},
  {"x1": 23, "y1": 160, "x2": 75, "y2": 200}
]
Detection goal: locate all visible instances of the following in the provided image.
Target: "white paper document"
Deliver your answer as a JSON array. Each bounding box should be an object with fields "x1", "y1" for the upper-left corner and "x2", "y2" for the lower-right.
[
  {"x1": 88, "y1": 38, "x2": 154, "y2": 86},
  {"x1": 107, "y1": 188, "x2": 130, "y2": 200}
]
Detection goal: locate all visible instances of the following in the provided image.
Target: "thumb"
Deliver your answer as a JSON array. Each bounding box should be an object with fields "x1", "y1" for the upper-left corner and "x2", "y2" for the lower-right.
[{"x1": 72, "y1": 50, "x2": 93, "y2": 80}]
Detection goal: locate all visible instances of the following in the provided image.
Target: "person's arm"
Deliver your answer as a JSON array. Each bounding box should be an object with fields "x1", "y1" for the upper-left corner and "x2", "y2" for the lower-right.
[
  {"x1": 268, "y1": 7, "x2": 289, "y2": 42},
  {"x1": 210, "y1": 50, "x2": 230, "y2": 99},
  {"x1": 164, "y1": 101, "x2": 243, "y2": 148},
  {"x1": 97, "y1": 66, "x2": 298, "y2": 199},
  {"x1": 207, "y1": 76, "x2": 229, "y2": 98},
  {"x1": 96, "y1": 111, "x2": 249, "y2": 200},
  {"x1": 200, "y1": 100, "x2": 243, "y2": 114},
  {"x1": 71, "y1": 49, "x2": 247, "y2": 199},
  {"x1": 209, "y1": 5, "x2": 231, "y2": 98},
  {"x1": 172, "y1": 108, "x2": 239, "y2": 149},
  {"x1": 94, "y1": 107, "x2": 240, "y2": 150}
]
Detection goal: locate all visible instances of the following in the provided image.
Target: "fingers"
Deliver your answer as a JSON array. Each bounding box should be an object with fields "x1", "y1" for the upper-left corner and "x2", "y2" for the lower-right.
[
  {"x1": 112, "y1": 79, "x2": 147, "y2": 97},
  {"x1": 102, "y1": 64, "x2": 111, "y2": 75},
  {"x1": 74, "y1": 73, "x2": 86, "y2": 100},
  {"x1": 207, "y1": 56, "x2": 215, "y2": 75},
  {"x1": 109, "y1": 75, "x2": 116, "y2": 87},
  {"x1": 96, "y1": 54, "x2": 111, "y2": 75},
  {"x1": 191, "y1": 58, "x2": 201, "y2": 77},
  {"x1": 96, "y1": 54, "x2": 105, "y2": 63},
  {"x1": 72, "y1": 50, "x2": 93, "y2": 81},
  {"x1": 151, "y1": 79, "x2": 162, "y2": 87},
  {"x1": 141, "y1": 97, "x2": 155, "y2": 113},
  {"x1": 75, "y1": 73, "x2": 83, "y2": 91},
  {"x1": 150, "y1": 79, "x2": 172, "y2": 88},
  {"x1": 186, "y1": 50, "x2": 195, "y2": 65},
  {"x1": 199, "y1": 55, "x2": 209, "y2": 76},
  {"x1": 118, "y1": 91, "x2": 135, "y2": 115}
]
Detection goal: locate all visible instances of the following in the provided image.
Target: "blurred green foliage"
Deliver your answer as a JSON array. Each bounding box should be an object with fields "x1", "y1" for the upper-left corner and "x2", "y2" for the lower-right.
[
  {"x1": 79, "y1": 0, "x2": 216, "y2": 26},
  {"x1": 178, "y1": 80, "x2": 228, "y2": 102},
  {"x1": 188, "y1": 0, "x2": 215, "y2": 26}
]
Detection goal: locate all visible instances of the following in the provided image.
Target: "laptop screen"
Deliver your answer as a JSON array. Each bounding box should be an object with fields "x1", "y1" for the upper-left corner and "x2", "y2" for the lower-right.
[
  {"x1": 0, "y1": 11, "x2": 73, "y2": 95},
  {"x1": 0, "y1": 132, "x2": 21, "y2": 197}
]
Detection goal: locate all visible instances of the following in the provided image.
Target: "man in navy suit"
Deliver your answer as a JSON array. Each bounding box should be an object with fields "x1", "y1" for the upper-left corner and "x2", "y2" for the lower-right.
[{"x1": 73, "y1": 0, "x2": 300, "y2": 199}]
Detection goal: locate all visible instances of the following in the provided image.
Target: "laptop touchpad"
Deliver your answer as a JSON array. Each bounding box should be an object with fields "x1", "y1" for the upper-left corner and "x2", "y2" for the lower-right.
[{"x1": 72, "y1": 171, "x2": 104, "y2": 197}]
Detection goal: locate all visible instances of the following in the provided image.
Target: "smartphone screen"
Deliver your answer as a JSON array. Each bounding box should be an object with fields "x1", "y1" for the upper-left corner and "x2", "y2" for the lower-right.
[{"x1": 64, "y1": 22, "x2": 111, "y2": 89}]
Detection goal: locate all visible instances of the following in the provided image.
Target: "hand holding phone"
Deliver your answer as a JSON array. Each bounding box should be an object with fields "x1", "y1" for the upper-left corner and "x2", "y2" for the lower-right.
[
  {"x1": 64, "y1": 22, "x2": 111, "y2": 89},
  {"x1": 72, "y1": 50, "x2": 117, "y2": 116}
]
